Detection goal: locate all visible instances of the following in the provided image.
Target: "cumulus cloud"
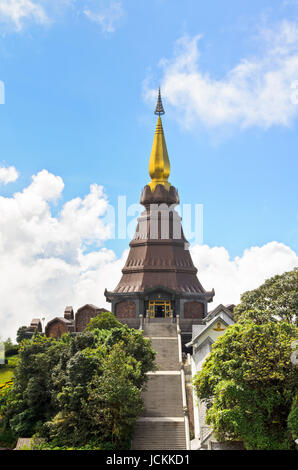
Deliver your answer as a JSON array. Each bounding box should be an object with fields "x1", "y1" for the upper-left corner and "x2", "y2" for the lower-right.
[
  {"x1": 0, "y1": 165, "x2": 19, "y2": 184},
  {"x1": 0, "y1": 0, "x2": 48, "y2": 31},
  {"x1": 0, "y1": 0, "x2": 123, "y2": 33},
  {"x1": 191, "y1": 241, "x2": 298, "y2": 308},
  {"x1": 0, "y1": 169, "x2": 297, "y2": 340},
  {"x1": 83, "y1": 1, "x2": 123, "y2": 34},
  {"x1": 0, "y1": 169, "x2": 123, "y2": 340},
  {"x1": 145, "y1": 21, "x2": 298, "y2": 130}
]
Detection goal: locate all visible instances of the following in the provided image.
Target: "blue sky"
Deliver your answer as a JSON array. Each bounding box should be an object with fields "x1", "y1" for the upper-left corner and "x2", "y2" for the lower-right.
[
  {"x1": 0, "y1": 0, "x2": 298, "y2": 257},
  {"x1": 0, "y1": 0, "x2": 298, "y2": 338}
]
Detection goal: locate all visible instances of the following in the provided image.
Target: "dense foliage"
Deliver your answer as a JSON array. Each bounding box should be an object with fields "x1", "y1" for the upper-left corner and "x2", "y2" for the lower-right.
[
  {"x1": 194, "y1": 321, "x2": 298, "y2": 449},
  {"x1": 84, "y1": 311, "x2": 122, "y2": 331},
  {"x1": 287, "y1": 393, "x2": 298, "y2": 441},
  {"x1": 3, "y1": 338, "x2": 19, "y2": 358},
  {"x1": 16, "y1": 326, "x2": 29, "y2": 344},
  {"x1": 0, "y1": 316, "x2": 156, "y2": 449},
  {"x1": 234, "y1": 268, "x2": 298, "y2": 325}
]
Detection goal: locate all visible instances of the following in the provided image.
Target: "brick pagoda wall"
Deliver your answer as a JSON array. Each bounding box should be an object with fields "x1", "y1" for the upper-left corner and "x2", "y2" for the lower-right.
[
  {"x1": 183, "y1": 301, "x2": 204, "y2": 319},
  {"x1": 115, "y1": 300, "x2": 136, "y2": 318}
]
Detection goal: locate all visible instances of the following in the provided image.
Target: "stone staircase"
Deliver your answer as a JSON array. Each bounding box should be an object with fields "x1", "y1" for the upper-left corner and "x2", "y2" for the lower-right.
[{"x1": 131, "y1": 319, "x2": 187, "y2": 450}]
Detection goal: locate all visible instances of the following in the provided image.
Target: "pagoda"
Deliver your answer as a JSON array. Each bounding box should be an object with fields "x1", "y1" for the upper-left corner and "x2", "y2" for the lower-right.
[{"x1": 105, "y1": 90, "x2": 214, "y2": 321}]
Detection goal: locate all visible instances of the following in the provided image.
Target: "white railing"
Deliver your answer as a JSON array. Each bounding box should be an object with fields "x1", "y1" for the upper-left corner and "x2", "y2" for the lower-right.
[{"x1": 176, "y1": 315, "x2": 190, "y2": 450}]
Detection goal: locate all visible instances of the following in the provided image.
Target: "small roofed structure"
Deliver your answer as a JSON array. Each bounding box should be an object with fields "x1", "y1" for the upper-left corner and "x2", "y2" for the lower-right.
[
  {"x1": 45, "y1": 316, "x2": 75, "y2": 339},
  {"x1": 75, "y1": 304, "x2": 109, "y2": 332},
  {"x1": 204, "y1": 303, "x2": 235, "y2": 324},
  {"x1": 44, "y1": 304, "x2": 110, "y2": 338},
  {"x1": 224, "y1": 304, "x2": 236, "y2": 313},
  {"x1": 64, "y1": 306, "x2": 74, "y2": 321},
  {"x1": 28, "y1": 319, "x2": 42, "y2": 333},
  {"x1": 187, "y1": 304, "x2": 235, "y2": 450}
]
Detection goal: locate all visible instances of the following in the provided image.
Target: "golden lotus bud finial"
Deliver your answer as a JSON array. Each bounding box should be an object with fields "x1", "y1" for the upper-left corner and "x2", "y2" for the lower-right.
[{"x1": 148, "y1": 88, "x2": 171, "y2": 191}]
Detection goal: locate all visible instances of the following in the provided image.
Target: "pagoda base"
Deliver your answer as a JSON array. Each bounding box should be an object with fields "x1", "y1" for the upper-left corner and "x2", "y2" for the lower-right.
[{"x1": 104, "y1": 286, "x2": 212, "y2": 321}]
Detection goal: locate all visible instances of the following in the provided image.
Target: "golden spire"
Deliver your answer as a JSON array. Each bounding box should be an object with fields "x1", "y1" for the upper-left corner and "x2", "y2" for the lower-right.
[{"x1": 148, "y1": 89, "x2": 171, "y2": 191}]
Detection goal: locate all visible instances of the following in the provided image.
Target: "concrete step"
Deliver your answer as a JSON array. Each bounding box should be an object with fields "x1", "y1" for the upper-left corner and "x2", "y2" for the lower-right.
[
  {"x1": 132, "y1": 319, "x2": 186, "y2": 450},
  {"x1": 150, "y1": 338, "x2": 179, "y2": 370},
  {"x1": 143, "y1": 323, "x2": 177, "y2": 337},
  {"x1": 132, "y1": 421, "x2": 186, "y2": 450},
  {"x1": 142, "y1": 375, "x2": 183, "y2": 417}
]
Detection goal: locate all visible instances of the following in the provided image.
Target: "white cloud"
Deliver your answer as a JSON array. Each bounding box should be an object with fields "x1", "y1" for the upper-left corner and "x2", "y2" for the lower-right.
[
  {"x1": 0, "y1": 169, "x2": 123, "y2": 340},
  {"x1": 146, "y1": 21, "x2": 298, "y2": 130},
  {"x1": 0, "y1": 169, "x2": 296, "y2": 340},
  {"x1": 283, "y1": 0, "x2": 298, "y2": 6},
  {"x1": 83, "y1": 1, "x2": 123, "y2": 34},
  {"x1": 0, "y1": 0, "x2": 124, "y2": 33},
  {"x1": 191, "y1": 241, "x2": 298, "y2": 308},
  {"x1": 0, "y1": 165, "x2": 19, "y2": 184},
  {"x1": 0, "y1": 0, "x2": 48, "y2": 31}
]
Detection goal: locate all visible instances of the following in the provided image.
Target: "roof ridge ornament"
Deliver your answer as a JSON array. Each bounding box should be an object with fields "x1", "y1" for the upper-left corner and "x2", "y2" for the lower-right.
[{"x1": 154, "y1": 87, "x2": 165, "y2": 116}]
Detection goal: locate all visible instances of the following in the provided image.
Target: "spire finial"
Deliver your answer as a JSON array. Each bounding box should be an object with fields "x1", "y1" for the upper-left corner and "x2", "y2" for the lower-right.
[
  {"x1": 154, "y1": 87, "x2": 165, "y2": 116},
  {"x1": 148, "y1": 90, "x2": 170, "y2": 192}
]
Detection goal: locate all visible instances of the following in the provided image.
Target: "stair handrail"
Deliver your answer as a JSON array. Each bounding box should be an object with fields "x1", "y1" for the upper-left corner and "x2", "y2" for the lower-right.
[{"x1": 176, "y1": 315, "x2": 190, "y2": 450}]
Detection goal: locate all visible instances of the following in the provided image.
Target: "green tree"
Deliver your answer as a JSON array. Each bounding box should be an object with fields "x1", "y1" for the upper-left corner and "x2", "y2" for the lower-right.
[
  {"x1": 2, "y1": 335, "x2": 69, "y2": 436},
  {"x1": 16, "y1": 326, "x2": 29, "y2": 344},
  {"x1": 234, "y1": 268, "x2": 298, "y2": 325},
  {"x1": 83, "y1": 344, "x2": 143, "y2": 449},
  {"x1": 288, "y1": 394, "x2": 298, "y2": 442},
  {"x1": 94, "y1": 326, "x2": 157, "y2": 386},
  {"x1": 4, "y1": 338, "x2": 19, "y2": 357},
  {"x1": 2, "y1": 324, "x2": 156, "y2": 449},
  {"x1": 193, "y1": 321, "x2": 298, "y2": 450},
  {"x1": 84, "y1": 311, "x2": 122, "y2": 331}
]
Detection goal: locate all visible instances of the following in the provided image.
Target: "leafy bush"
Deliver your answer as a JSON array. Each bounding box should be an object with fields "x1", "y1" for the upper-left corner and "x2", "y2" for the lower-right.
[
  {"x1": 0, "y1": 424, "x2": 17, "y2": 449},
  {"x1": 1, "y1": 324, "x2": 155, "y2": 449},
  {"x1": 234, "y1": 268, "x2": 298, "y2": 325},
  {"x1": 16, "y1": 326, "x2": 29, "y2": 344},
  {"x1": 288, "y1": 394, "x2": 298, "y2": 441},
  {"x1": 194, "y1": 321, "x2": 298, "y2": 450},
  {"x1": 7, "y1": 356, "x2": 19, "y2": 368},
  {"x1": 84, "y1": 311, "x2": 122, "y2": 331},
  {"x1": 4, "y1": 339, "x2": 19, "y2": 358}
]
